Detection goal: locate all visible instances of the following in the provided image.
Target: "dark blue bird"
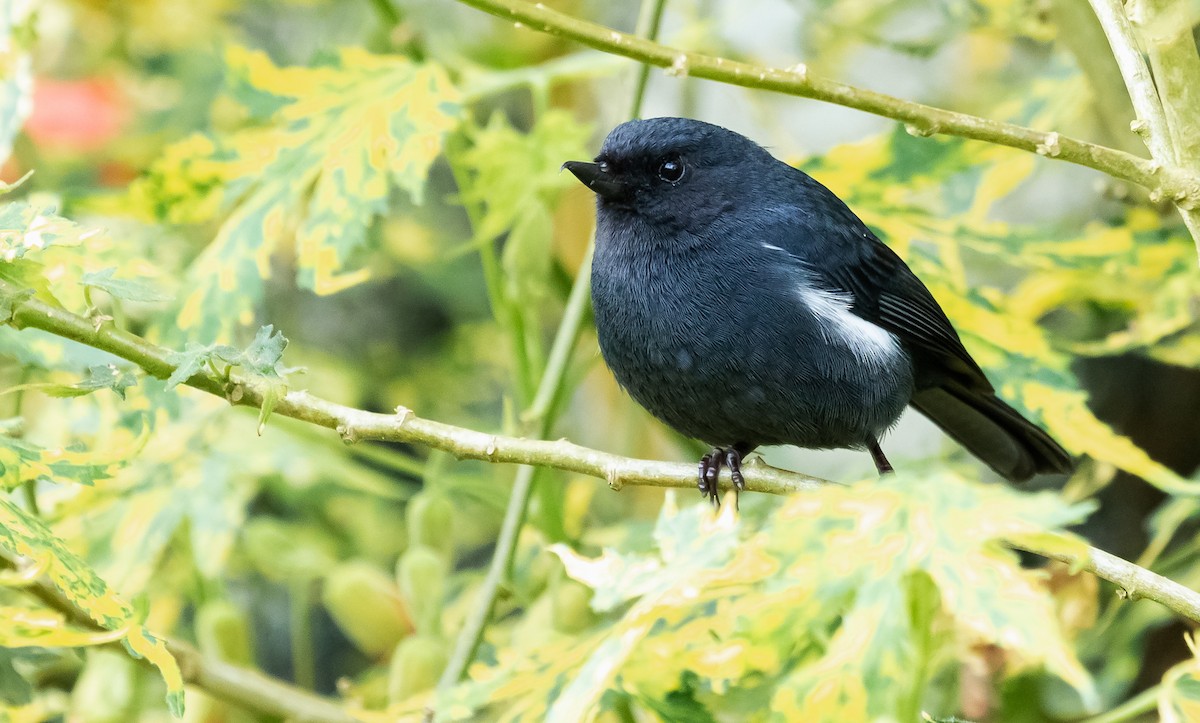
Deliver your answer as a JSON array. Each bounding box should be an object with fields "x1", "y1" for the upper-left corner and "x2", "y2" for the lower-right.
[{"x1": 564, "y1": 117, "x2": 1072, "y2": 502}]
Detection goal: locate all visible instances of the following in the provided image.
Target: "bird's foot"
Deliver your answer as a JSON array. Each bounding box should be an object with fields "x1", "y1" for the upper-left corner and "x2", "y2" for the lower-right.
[{"x1": 698, "y1": 446, "x2": 748, "y2": 507}]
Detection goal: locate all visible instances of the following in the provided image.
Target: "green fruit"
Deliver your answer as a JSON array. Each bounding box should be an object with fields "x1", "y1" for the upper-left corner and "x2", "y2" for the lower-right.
[
  {"x1": 405, "y1": 493, "x2": 454, "y2": 558},
  {"x1": 551, "y1": 579, "x2": 597, "y2": 634},
  {"x1": 396, "y1": 545, "x2": 447, "y2": 636},
  {"x1": 70, "y1": 650, "x2": 141, "y2": 723},
  {"x1": 323, "y1": 560, "x2": 413, "y2": 657},
  {"x1": 387, "y1": 635, "x2": 449, "y2": 704},
  {"x1": 518, "y1": 547, "x2": 558, "y2": 600},
  {"x1": 195, "y1": 599, "x2": 254, "y2": 666},
  {"x1": 242, "y1": 518, "x2": 337, "y2": 582},
  {"x1": 324, "y1": 495, "x2": 407, "y2": 564}
]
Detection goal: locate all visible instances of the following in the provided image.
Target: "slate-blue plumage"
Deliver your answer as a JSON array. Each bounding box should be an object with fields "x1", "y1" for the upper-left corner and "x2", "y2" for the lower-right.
[{"x1": 565, "y1": 118, "x2": 1072, "y2": 500}]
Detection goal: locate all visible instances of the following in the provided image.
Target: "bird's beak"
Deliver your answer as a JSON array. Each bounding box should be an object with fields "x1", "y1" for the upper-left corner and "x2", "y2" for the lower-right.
[{"x1": 562, "y1": 161, "x2": 628, "y2": 200}]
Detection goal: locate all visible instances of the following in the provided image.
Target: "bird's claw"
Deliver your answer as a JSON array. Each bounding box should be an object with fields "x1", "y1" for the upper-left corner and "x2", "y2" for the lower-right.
[{"x1": 697, "y1": 446, "x2": 747, "y2": 507}]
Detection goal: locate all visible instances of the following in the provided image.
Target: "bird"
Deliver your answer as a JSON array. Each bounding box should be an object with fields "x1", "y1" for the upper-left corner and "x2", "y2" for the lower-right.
[{"x1": 563, "y1": 117, "x2": 1072, "y2": 504}]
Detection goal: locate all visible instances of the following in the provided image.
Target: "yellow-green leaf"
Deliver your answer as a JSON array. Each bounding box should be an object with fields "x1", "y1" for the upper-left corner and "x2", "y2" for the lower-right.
[{"x1": 135, "y1": 46, "x2": 462, "y2": 341}]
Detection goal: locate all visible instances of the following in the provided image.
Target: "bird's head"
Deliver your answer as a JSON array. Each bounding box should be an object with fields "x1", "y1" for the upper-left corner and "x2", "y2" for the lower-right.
[{"x1": 564, "y1": 117, "x2": 778, "y2": 235}]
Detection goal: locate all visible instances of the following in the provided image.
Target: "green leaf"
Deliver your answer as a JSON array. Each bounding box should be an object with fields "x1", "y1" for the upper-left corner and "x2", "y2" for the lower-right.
[
  {"x1": 164, "y1": 325, "x2": 295, "y2": 391},
  {"x1": 80, "y1": 268, "x2": 172, "y2": 304},
  {"x1": 636, "y1": 672, "x2": 717, "y2": 723},
  {"x1": 461, "y1": 474, "x2": 1096, "y2": 721},
  {"x1": 0, "y1": 649, "x2": 33, "y2": 706},
  {"x1": 3, "y1": 365, "x2": 140, "y2": 401},
  {"x1": 451, "y1": 110, "x2": 590, "y2": 309},
  {"x1": 238, "y1": 324, "x2": 290, "y2": 378},
  {"x1": 0, "y1": 498, "x2": 184, "y2": 713},
  {"x1": 163, "y1": 342, "x2": 236, "y2": 389},
  {"x1": 452, "y1": 110, "x2": 592, "y2": 245},
  {"x1": 134, "y1": 47, "x2": 463, "y2": 341},
  {"x1": 0, "y1": 436, "x2": 119, "y2": 490},
  {"x1": 0, "y1": 286, "x2": 32, "y2": 325},
  {"x1": 802, "y1": 126, "x2": 1200, "y2": 494},
  {"x1": 0, "y1": 202, "x2": 104, "y2": 263},
  {"x1": 73, "y1": 365, "x2": 139, "y2": 400}
]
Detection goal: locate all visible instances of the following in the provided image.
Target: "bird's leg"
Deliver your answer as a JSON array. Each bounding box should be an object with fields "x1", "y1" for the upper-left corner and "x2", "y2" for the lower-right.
[
  {"x1": 867, "y1": 436, "x2": 894, "y2": 475},
  {"x1": 698, "y1": 449, "x2": 725, "y2": 507},
  {"x1": 698, "y1": 443, "x2": 754, "y2": 507}
]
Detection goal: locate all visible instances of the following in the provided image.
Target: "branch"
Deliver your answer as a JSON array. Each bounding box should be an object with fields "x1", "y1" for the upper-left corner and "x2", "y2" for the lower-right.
[
  {"x1": 7, "y1": 286, "x2": 1200, "y2": 630},
  {"x1": 1087, "y1": 0, "x2": 1200, "y2": 255},
  {"x1": 448, "y1": 0, "x2": 1200, "y2": 212},
  {"x1": 1088, "y1": 0, "x2": 1174, "y2": 162}
]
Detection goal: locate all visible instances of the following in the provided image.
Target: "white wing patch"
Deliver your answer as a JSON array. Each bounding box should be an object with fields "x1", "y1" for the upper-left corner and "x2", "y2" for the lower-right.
[{"x1": 798, "y1": 285, "x2": 901, "y2": 365}]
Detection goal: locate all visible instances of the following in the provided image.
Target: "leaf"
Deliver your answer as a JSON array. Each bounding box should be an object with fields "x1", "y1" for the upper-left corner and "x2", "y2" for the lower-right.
[
  {"x1": 1019, "y1": 381, "x2": 1199, "y2": 495},
  {"x1": 0, "y1": 202, "x2": 104, "y2": 263},
  {"x1": 0, "y1": 498, "x2": 183, "y2": 714},
  {"x1": 238, "y1": 324, "x2": 291, "y2": 378},
  {"x1": 451, "y1": 110, "x2": 592, "y2": 313},
  {"x1": 799, "y1": 125, "x2": 1199, "y2": 492},
  {"x1": 163, "y1": 342, "x2": 236, "y2": 389},
  {"x1": 453, "y1": 110, "x2": 592, "y2": 245},
  {"x1": 80, "y1": 268, "x2": 172, "y2": 303},
  {"x1": 134, "y1": 47, "x2": 463, "y2": 341},
  {"x1": 0, "y1": 607, "x2": 127, "y2": 648},
  {"x1": 0, "y1": 436, "x2": 119, "y2": 490},
  {"x1": 164, "y1": 325, "x2": 295, "y2": 390},
  {"x1": 550, "y1": 493, "x2": 742, "y2": 613},
  {"x1": 0, "y1": 287, "x2": 32, "y2": 325},
  {"x1": 461, "y1": 473, "x2": 1096, "y2": 720},
  {"x1": 0, "y1": 649, "x2": 32, "y2": 706},
  {"x1": 2, "y1": 365, "x2": 140, "y2": 401}
]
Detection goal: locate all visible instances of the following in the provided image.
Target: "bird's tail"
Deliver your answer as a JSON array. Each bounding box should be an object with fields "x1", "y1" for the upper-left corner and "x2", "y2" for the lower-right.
[{"x1": 910, "y1": 383, "x2": 1073, "y2": 482}]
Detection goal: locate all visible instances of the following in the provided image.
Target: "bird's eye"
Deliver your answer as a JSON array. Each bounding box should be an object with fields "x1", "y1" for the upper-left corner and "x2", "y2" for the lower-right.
[{"x1": 657, "y1": 158, "x2": 685, "y2": 183}]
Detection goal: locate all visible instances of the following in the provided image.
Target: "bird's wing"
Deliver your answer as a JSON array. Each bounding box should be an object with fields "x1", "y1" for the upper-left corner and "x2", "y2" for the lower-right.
[
  {"x1": 770, "y1": 180, "x2": 989, "y2": 388},
  {"x1": 821, "y1": 238, "x2": 988, "y2": 387}
]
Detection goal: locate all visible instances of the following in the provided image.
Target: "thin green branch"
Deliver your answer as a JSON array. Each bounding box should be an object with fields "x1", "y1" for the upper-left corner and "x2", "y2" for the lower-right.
[
  {"x1": 449, "y1": 0, "x2": 1200, "y2": 220},
  {"x1": 627, "y1": 0, "x2": 669, "y2": 119},
  {"x1": 6, "y1": 285, "x2": 1200, "y2": 629},
  {"x1": 440, "y1": 0, "x2": 671, "y2": 679},
  {"x1": 438, "y1": 254, "x2": 597, "y2": 688},
  {"x1": 438, "y1": 464, "x2": 536, "y2": 689},
  {"x1": 1080, "y1": 682, "x2": 1160, "y2": 723}
]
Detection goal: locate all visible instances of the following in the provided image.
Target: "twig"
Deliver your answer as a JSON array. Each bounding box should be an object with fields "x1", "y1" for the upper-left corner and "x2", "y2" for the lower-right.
[
  {"x1": 1079, "y1": 681, "x2": 1159, "y2": 723},
  {"x1": 441, "y1": 0, "x2": 674, "y2": 684},
  {"x1": 627, "y1": 0, "x2": 669, "y2": 119},
  {"x1": 448, "y1": 0, "x2": 1200, "y2": 213},
  {"x1": 6, "y1": 285, "x2": 1200, "y2": 629}
]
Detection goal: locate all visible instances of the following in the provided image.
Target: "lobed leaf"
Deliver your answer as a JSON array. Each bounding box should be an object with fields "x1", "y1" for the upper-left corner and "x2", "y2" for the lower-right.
[
  {"x1": 453, "y1": 473, "x2": 1096, "y2": 721},
  {"x1": 134, "y1": 47, "x2": 463, "y2": 341},
  {"x1": 0, "y1": 499, "x2": 183, "y2": 715}
]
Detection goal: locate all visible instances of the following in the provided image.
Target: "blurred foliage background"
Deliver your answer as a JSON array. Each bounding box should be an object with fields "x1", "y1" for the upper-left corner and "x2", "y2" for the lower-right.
[{"x1": 1, "y1": 0, "x2": 1200, "y2": 720}]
